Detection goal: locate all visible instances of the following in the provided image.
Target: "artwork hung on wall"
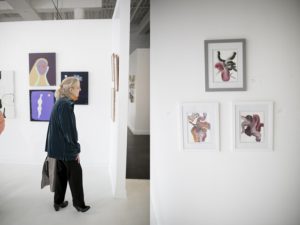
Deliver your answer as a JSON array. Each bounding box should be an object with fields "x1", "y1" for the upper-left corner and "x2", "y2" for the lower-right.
[
  {"x1": 29, "y1": 52, "x2": 56, "y2": 86},
  {"x1": 61, "y1": 72, "x2": 89, "y2": 105},
  {"x1": 29, "y1": 90, "x2": 55, "y2": 122},
  {"x1": 111, "y1": 53, "x2": 119, "y2": 91},
  {"x1": 0, "y1": 71, "x2": 15, "y2": 118},
  {"x1": 129, "y1": 74, "x2": 135, "y2": 103},
  {"x1": 111, "y1": 53, "x2": 115, "y2": 83},
  {"x1": 205, "y1": 39, "x2": 246, "y2": 91},
  {"x1": 180, "y1": 102, "x2": 219, "y2": 151},
  {"x1": 111, "y1": 87, "x2": 116, "y2": 122},
  {"x1": 233, "y1": 101, "x2": 273, "y2": 151}
]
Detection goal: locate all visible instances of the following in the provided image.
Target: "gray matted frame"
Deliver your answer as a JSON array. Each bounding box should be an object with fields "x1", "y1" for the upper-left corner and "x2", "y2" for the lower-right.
[{"x1": 204, "y1": 39, "x2": 246, "y2": 92}]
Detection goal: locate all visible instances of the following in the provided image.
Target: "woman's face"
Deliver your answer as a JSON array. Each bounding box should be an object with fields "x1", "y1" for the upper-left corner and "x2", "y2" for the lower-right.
[
  {"x1": 36, "y1": 58, "x2": 49, "y2": 75},
  {"x1": 70, "y1": 81, "x2": 81, "y2": 101}
]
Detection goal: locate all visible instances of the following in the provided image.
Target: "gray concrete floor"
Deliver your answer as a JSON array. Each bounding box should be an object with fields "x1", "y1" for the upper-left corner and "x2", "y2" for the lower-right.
[
  {"x1": 0, "y1": 163, "x2": 149, "y2": 225},
  {"x1": 126, "y1": 128, "x2": 150, "y2": 179}
]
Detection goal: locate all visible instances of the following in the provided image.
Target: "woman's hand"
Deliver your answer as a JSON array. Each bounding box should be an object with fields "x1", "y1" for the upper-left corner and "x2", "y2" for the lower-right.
[{"x1": 75, "y1": 154, "x2": 80, "y2": 163}]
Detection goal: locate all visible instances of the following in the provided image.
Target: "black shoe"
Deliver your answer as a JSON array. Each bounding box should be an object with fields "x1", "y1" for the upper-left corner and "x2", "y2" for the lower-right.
[
  {"x1": 74, "y1": 205, "x2": 91, "y2": 212},
  {"x1": 54, "y1": 201, "x2": 68, "y2": 211}
]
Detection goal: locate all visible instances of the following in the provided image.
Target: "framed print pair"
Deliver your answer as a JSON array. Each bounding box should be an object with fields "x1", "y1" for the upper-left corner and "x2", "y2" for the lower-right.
[
  {"x1": 180, "y1": 101, "x2": 273, "y2": 152},
  {"x1": 111, "y1": 53, "x2": 119, "y2": 122}
]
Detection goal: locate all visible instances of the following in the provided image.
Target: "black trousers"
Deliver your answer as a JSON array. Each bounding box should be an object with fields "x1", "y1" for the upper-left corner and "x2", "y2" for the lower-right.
[{"x1": 54, "y1": 160, "x2": 86, "y2": 207}]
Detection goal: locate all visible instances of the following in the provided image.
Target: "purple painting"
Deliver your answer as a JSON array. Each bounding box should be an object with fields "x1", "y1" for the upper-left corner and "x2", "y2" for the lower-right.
[
  {"x1": 29, "y1": 53, "x2": 56, "y2": 86},
  {"x1": 30, "y1": 90, "x2": 55, "y2": 121}
]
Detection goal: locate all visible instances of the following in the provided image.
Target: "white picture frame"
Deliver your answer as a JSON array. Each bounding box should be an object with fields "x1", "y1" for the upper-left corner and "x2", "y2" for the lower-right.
[
  {"x1": 233, "y1": 101, "x2": 273, "y2": 151},
  {"x1": 0, "y1": 71, "x2": 15, "y2": 118},
  {"x1": 180, "y1": 102, "x2": 219, "y2": 151}
]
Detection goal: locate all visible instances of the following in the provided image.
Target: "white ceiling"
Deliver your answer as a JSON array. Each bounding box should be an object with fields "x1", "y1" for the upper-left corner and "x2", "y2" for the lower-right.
[{"x1": 0, "y1": 0, "x2": 149, "y2": 34}]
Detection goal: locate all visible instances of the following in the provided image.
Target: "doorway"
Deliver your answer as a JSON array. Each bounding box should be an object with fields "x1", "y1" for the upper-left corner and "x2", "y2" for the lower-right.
[{"x1": 126, "y1": 0, "x2": 150, "y2": 180}]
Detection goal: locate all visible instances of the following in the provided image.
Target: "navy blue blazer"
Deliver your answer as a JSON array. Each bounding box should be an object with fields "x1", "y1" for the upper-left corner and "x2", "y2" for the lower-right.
[{"x1": 45, "y1": 97, "x2": 80, "y2": 161}]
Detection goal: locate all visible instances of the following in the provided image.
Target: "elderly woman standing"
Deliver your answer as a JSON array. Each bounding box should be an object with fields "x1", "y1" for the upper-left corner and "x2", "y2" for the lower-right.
[{"x1": 45, "y1": 76, "x2": 90, "y2": 212}]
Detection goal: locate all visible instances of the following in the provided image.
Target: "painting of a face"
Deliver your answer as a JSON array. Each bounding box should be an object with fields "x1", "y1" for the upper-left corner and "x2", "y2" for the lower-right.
[
  {"x1": 36, "y1": 58, "x2": 49, "y2": 75},
  {"x1": 29, "y1": 53, "x2": 56, "y2": 86}
]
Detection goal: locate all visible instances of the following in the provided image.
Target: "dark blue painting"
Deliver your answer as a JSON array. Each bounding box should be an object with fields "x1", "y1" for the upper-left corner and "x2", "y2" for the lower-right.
[{"x1": 61, "y1": 72, "x2": 89, "y2": 105}]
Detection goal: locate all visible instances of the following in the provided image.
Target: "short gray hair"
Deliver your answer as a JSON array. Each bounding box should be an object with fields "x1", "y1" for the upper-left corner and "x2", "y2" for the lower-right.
[{"x1": 55, "y1": 76, "x2": 80, "y2": 100}]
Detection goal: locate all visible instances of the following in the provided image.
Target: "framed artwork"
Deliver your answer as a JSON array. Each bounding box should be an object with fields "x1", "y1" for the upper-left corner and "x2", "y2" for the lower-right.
[
  {"x1": 233, "y1": 101, "x2": 273, "y2": 151},
  {"x1": 111, "y1": 53, "x2": 115, "y2": 82},
  {"x1": 29, "y1": 53, "x2": 56, "y2": 86},
  {"x1": 111, "y1": 53, "x2": 119, "y2": 91},
  {"x1": 180, "y1": 102, "x2": 219, "y2": 151},
  {"x1": 129, "y1": 74, "x2": 135, "y2": 103},
  {"x1": 204, "y1": 39, "x2": 246, "y2": 91},
  {"x1": 111, "y1": 87, "x2": 116, "y2": 122},
  {"x1": 0, "y1": 71, "x2": 15, "y2": 118},
  {"x1": 61, "y1": 72, "x2": 89, "y2": 105},
  {"x1": 115, "y1": 54, "x2": 119, "y2": 91},
  {"x1": 29, "y1": 90, "x2": 55, "y2": 122}
]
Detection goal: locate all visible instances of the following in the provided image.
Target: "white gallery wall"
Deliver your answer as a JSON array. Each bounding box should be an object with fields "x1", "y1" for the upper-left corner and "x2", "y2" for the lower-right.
[
  {"x1": 109, "y1": 0, "x2": 130, "y2": 198},
  {"x1": 0, "y1": 20, "x2": 112, "y2": 167},
  {"x1": 151, "y1": 0, "x2": 300, "y2": 225},
  {"x1": 128, "y1": 48, "x2": 150, "y2": 135}
]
